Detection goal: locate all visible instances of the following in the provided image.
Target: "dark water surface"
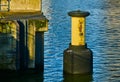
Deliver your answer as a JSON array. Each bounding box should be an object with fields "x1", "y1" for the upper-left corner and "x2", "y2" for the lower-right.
[{"x1": 42, "y1": 0, "x2": 120, "y2": 82}]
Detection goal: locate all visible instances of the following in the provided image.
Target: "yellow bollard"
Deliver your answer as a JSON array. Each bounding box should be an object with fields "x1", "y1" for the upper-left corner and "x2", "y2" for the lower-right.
[
  {"x1": 71, "y1": 17, "x2": 85, "y2": 45},
  {"x1": 69, "y1": 10, "x2": 89, "y2": 46},
  {"x1": 63, "y1": 10, "x2": 93, "y2": 74}
]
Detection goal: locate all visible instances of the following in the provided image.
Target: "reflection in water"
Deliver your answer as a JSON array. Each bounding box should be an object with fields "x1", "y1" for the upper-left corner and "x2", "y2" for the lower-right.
[
  {"x1": 63, "y1": 74, "x2": 92, "y2": 82},
  {"x1": 0, "y1": 71, "x2": 43, "y2": 82},
  {"x1": 86, "y1": 0, "x2": 120, "y2": 81}
]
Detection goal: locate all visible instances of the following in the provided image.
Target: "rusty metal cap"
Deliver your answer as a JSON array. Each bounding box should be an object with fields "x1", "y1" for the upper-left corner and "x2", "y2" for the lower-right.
[{"x1": 68, "y1": 10, "x2": 90, "y2": 17}]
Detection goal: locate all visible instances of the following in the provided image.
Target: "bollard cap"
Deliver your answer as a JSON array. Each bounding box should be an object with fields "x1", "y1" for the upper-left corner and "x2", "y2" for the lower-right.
[{"x1": 68, "y1": 10, "x2": 90, "y2": 17}]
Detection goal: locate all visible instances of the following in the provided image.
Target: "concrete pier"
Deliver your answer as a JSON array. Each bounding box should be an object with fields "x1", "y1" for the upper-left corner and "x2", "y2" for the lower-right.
[
  {"x1": 0, "y1": 0, "x2": 48, "y2": 72},
  {"x1": 35, "y1": 32, "x2": 44, "y2": 71},
  {"x1": 0, "y1": 0, "x2": 41, "y2": 12}
]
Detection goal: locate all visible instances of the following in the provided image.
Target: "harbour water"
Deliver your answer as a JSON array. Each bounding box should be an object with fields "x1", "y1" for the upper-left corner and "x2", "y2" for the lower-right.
[
  {"x1": 42, "y1": 0, "x2": 120, "y2": 82},
  {"x1": 0, "y1": 0, "x2": 120, "y2": 82}
]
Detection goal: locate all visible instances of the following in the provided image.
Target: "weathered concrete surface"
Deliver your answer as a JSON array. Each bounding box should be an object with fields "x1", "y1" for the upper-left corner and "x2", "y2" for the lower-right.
[
  {"x1": 0, "y1": 0, "x2": 41, "y2": 12},
  {"x1": 10, "y1": 0, "x2": 41, "y2": 12}
]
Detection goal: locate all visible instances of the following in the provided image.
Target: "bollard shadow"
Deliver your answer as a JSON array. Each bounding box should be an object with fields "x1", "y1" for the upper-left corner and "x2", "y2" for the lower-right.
[{"x1": 63, "y1": 73, "x2": 93, "y2": 82}]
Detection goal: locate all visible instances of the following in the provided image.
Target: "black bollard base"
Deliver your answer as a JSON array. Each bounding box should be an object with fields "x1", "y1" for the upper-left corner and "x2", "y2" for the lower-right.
[{"x1": 63, "y1": 44, "x2": 93, "y2": 74}]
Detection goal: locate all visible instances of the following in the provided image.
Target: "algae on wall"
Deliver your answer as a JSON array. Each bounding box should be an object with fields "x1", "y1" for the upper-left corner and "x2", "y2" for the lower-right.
[
  {"x1": 10, "y1": 0, "x2": 41, "y2": 11},
  {"x1": 0, "y1": 21, "x2": 17, "y2": 70}
]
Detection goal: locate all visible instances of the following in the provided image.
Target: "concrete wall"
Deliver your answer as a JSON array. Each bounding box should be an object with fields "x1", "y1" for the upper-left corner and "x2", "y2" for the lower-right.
[
  {"x1": 0, "y1": 0, "x2": 8, "y2": 11},
  {"x1": 10, "y1": 0, "x2": 41, "y2": 12}
]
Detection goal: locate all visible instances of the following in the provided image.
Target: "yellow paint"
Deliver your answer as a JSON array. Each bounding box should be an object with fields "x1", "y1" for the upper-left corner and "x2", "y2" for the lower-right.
[
  {"x1": 0, "y1": 0, "x2": 8, "y2": 11},
  {"x1": 71, "y1": 17, "x2": 85, "y2": 46},
  {"x1": 28, "y1": 23, "x2": 35, "y2": 60},
  {"x1": 28, "y1": 23, "x2": 35, "y2": 68},
  {"x1": 1, "y1": 0, "x2": 42, "y2": 12}
]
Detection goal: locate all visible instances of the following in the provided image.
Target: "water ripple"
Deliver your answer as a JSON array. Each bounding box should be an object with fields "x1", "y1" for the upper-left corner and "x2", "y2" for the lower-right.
[{"x1": 42, "y1": 0, "x2": 120, "y2": 82}]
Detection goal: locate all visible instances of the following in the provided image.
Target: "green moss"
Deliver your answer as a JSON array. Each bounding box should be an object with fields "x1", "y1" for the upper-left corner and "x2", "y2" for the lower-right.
[
  {"x1": 29, "y1": 20, "x2": 47, "y2": 29},
  {"x1": 0, "y1": 21, "x2": 11, "y2": 33}
]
